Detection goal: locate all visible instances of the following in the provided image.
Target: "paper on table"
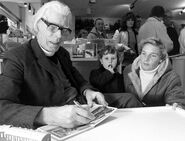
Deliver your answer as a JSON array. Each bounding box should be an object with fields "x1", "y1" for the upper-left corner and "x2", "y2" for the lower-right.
[{"x1": 37, "y1": 105, "x2": 117, "y2": 141}]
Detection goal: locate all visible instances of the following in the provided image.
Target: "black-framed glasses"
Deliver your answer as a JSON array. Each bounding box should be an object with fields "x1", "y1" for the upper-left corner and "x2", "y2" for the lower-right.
[{"x1": 41, "y1": 18, "x2": 72, "y2": 34}]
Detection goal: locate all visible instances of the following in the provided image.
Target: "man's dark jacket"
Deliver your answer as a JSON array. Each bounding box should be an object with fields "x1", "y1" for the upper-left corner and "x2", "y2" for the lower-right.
[{"x1": 0, "y1": 38, "x2": 93, "y2": 129}]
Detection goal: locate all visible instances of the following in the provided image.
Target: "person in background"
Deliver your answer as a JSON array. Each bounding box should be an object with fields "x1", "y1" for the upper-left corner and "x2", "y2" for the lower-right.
[
  {"x1": 178, "y1": 24, "x2": 185, "y2": 54},
  {"x1": 89, "y1": 45, "x2": 143, "y2": 108},
  {"x1": 163, "y1": 15, "x2": 180, "y2": 56},
  {"x1": 0, "y1": 1, "x2": 108, "y2": 129},
  {"x1": 135, "y1": 15, "x2": 142, "y2": 34},
  {"x1": 113, "y1": 12, "x2": 138, "y2": 54},
  {"x1": 0, "y1": 14, "x2": 9, "y2": 54},
  {"x1": 123, "y1": 37, "x2": 185, "y2": 108},
  {"x1": 3, "y1": 28, "x2": 22, "y2": 51},
  {"x1": 78, "y1": 29, "x2": 88, "y2": 39},
  {"x1": 87, "y1": 18, "x2": 107, "y2": 39},
  {"x1": 138, "y1": 5, "x2": 173, "y2": 53},
  {"x1": 113, "y1": 12, "x2": 138, "y2": 70}
]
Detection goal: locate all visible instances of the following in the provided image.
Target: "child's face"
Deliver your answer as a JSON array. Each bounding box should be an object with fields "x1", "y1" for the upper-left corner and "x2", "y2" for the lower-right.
[{"x1": 100, "y1": 53, "x2": 117, "y2": 70}]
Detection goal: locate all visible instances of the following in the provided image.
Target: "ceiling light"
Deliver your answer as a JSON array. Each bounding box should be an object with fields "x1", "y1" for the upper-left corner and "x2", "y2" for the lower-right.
[
  {"x1": 24, "y1": 3, "x2": 28, "y2": 7},
  {"x1": 89, "y1": 0, "x2": 96, "y2": 4},
  {"x1": 179, "y1": 11, "x2": 183, "y2": 15},
  {"x1": 28, "y1": 3, "x2": 31, "y2": 12},
  {"x1": 182, "y1": 8, "x2": 185, "y2": 13}
]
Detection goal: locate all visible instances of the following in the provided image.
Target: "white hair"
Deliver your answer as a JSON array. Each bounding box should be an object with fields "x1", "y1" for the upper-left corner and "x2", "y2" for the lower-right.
[{"x1": 32, "y1": 0, "x2": 72, "y2": 35}]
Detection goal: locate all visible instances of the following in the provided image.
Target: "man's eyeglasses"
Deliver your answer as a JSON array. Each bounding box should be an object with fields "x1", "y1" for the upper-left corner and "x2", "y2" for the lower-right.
[{"x1": 41, "y1": 18, "x2": 72, "y2": 35}]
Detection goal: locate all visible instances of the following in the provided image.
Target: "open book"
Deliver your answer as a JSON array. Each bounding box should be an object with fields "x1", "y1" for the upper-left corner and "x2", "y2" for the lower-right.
[{"x1": 37, "y1": 105, "x2": 117, "y2": 141}]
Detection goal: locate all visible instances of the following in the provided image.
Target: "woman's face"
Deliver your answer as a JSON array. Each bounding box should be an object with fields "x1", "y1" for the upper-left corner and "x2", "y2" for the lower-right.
[
  {"x1": 140, "y1": 43, "x2": 162, "y2": 71},
  {"x1": 126, "y1": 18, "x2": 134, "y2": 28},
  {"x1": 100, "y1": 53, "x2": 117, "y2": 70}
]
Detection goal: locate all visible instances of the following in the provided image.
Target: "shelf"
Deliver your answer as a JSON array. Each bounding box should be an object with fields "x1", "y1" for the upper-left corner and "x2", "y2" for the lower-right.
[{"x1": 71, "y1": 57, "x2": 98, "y2": 61}]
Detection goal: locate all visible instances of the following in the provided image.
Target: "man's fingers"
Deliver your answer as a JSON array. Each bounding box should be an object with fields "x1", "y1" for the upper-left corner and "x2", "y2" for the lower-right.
[
  {"x1": 96, "y1": 94, "x2": 108, "y2": 106},
  {"x1": 74, "y1": 107, "x2": 95, "y2": 125}
]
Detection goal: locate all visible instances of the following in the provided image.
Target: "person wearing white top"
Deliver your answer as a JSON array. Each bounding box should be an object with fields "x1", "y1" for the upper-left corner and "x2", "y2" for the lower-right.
[{"x1": 123, "y1": 37, "x2": 185, "y2": 108}]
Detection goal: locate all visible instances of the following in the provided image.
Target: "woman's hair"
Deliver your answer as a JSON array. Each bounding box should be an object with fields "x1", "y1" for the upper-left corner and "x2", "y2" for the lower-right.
[
  {"x1": 120, "y1": 12, "x2": 136, "y2": 31},
  {"x1": 32, "y1": 0, "x2": 72, "y2": 35},
  {"x1": 149, "y1": 5, "x2": 165, "y2": 18},
  {"x1": 138, "y1": 37, "x2": 167, "y2": 60}
]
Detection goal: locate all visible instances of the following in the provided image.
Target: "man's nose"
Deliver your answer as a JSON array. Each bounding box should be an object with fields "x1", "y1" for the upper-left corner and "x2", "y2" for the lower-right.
[{"x1": 55, "y1": 30, "x2": 62, "y2": 38}]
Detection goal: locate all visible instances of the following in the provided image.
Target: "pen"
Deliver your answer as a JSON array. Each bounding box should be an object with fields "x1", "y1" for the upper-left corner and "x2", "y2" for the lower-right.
[
  {"x1": 73, "y1": 100, "x2": 95, "y2": 121},
  {"x1": 73, "y1": 100, "x2": 85, "y2": 109}
]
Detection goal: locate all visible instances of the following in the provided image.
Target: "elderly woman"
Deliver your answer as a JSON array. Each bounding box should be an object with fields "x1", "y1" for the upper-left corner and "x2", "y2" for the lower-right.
[{"x1": 123, "y1": 37, "x2": 185, "y2": 108}]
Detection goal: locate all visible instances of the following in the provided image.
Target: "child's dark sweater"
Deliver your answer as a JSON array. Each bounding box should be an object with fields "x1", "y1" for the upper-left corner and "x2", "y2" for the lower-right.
[{"x1": 89, "y1": 66, "x2": 125, "y2": 93}]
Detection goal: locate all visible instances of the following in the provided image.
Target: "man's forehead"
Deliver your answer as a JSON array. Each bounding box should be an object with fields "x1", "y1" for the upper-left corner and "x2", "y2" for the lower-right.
[{"x1": 45, "y1": 9, "x2": 72, "y2": 28}]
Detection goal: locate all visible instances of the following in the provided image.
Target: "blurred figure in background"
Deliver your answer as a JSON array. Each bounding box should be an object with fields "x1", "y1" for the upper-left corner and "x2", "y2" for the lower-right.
[
  {"x1": 113, "y1": 12, "x2": 138, "y2": 71},
  {"x1": 78, "y1": 29, "x2": 88, "y2": 39},
  {"x1": 0, "y1": 14, "x2": 9, "y2": 55},
  {"x1": 3, "y1": 28, "x2": 22, "y2": 51},
  {"x1": 87, "y1": 18, "x2": 107, "y2": 39},
  {"x1": 163, "y1": 14, "x2": 180, "y2": 56},
  {"x1": 135, "y1": 15, "x2": 143, "y2": 34},
  {"x1": 138, "y1": 5, "x2": 173, "y2": 53}
]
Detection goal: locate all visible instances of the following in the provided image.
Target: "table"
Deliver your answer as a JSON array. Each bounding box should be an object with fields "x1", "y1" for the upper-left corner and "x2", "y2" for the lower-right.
[{"x1": 67, "y1": 106, "x2": 185, "y2": 141}]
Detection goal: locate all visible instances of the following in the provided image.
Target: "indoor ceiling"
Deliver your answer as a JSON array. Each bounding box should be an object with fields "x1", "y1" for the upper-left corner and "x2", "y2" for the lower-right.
[
  {"x1": 1, "y1": 0, "x2": 185, "y2": 19},
  {"x1": 62, "y1": 0, "x2": 185, "y2": 19}
]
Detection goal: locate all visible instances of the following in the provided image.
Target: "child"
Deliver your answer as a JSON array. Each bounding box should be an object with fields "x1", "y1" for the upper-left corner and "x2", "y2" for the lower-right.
[{"x1": 89, "y1": 45, "x2": 125, "y2": 93}]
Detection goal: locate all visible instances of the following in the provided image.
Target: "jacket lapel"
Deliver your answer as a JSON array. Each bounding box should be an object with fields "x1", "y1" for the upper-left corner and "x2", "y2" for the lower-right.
[{"x1": 30, "y1": 38, "x2": 62, "y2": 80}]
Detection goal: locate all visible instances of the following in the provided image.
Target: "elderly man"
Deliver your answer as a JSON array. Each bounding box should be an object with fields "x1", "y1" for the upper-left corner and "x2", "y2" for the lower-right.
[
  {"x1": 0, "y1": 1, "x2": 107, "y2": 129},
  {"x1": 0, "y1": 1, "x2": 142, "y2": 129}
]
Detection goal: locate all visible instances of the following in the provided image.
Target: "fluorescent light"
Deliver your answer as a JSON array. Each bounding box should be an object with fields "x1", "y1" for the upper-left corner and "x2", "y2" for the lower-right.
[{"x1": 24, "y1": 3, "x2": 27, "y2": 7}]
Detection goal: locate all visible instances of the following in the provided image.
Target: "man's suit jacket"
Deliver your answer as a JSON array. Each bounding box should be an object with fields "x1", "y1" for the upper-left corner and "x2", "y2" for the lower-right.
[{"x1": 0, "y1": 38, "x2": 93, "y2": 129}]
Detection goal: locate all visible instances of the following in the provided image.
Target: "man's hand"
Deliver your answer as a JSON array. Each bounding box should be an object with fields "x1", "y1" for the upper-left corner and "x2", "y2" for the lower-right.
[
  {"x1": 166, "y1": 103, "x2": 182, "y2": 110},
  {"x1": 35, "y1": 105, "x2": 95, "y2": 128},
  {"x1": 84, "y1": 89, "x2": 108, "y2": 107}
]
